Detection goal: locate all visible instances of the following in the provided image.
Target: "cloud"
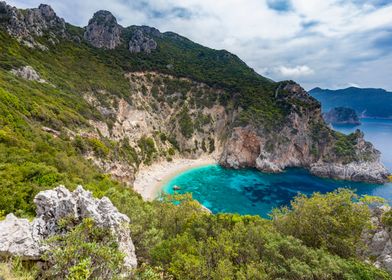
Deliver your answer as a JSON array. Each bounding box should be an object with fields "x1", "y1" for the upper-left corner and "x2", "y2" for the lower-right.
[
  {"x1": 275, "y1": 65, "x2": 314, "y2": 78},
  {"x1": 5, "y1": 0, "x2": 392, "y2": 91}
]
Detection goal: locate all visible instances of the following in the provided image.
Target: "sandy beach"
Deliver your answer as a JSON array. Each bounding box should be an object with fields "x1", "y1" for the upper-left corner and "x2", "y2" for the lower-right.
[{"x1": 133, "y1": 156, "x2": 216, "y2": 201}]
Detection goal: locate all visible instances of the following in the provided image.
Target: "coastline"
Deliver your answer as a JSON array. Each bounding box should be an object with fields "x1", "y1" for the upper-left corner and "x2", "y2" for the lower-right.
[{"x1": 133, "y1": 156, "x2": 216, "y2": 201}]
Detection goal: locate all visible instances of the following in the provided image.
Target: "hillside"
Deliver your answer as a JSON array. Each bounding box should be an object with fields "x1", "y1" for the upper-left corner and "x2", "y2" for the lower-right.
[
  {"x1": 0, "y1": 2, "x2": 392, "y2": 279},
  {"x1": 310, "y1": 87, "x2": 392, "y2": 119}
]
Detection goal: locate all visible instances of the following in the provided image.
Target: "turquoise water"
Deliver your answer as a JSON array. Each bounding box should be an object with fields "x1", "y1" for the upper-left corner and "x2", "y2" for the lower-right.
[
  {"x1": 163, "y1": 165, "x2": 392, "y2": 218},
  {"x1": 162, "y1": 119, "x2": 392, "y2": 218}
]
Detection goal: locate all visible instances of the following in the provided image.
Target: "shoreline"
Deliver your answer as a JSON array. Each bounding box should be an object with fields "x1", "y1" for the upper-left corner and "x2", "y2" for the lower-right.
[{"x1": 133, "y1": 157, "x2": 216, "y2": 201}]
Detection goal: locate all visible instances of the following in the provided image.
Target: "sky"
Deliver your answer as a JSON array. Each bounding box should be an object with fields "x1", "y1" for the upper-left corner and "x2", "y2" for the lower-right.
[{"x1": 7, "y1": 0, "x2": 392, "y2": 91}]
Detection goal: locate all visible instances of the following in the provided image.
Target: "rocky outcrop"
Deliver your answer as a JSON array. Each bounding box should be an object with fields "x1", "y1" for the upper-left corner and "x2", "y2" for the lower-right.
[
  {"x1": 220, "y1": 83, "x2": 390, "y2": 183},
  {"x1": 11, "y1": 66, "x2": 46, "y2": 83},
  {"x1": 84, "y1": 10, "x2": 122, "y2": 49},
  {"x1": 0, "y1": 186, "x2": 137, "y2": 269},
  {"x1": 323, "y1": 107, "x2": 361, "y2": 125},
  {"x1": 128, "y1": 26, "x2": 160, "y2": 53},
  {"x1": 0, "y1": 2, "x2": 66, "y2": 48},
  {"x1": 361, "y1": 205, "x2": 392, "y2": 273},
  {"x1": 310, "y1": 161, "x2": 389, "y2": 184}
]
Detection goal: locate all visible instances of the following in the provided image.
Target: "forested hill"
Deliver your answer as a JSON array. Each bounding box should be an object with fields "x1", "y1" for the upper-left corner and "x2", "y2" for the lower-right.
[{"x1": 310, "y1": 87, "x2": 392, "y2": 119}]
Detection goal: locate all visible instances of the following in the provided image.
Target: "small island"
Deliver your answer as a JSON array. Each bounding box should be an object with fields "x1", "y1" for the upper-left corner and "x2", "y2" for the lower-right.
[{"x1": 323, "y1": 107, "x2": 361, "y2": 125}]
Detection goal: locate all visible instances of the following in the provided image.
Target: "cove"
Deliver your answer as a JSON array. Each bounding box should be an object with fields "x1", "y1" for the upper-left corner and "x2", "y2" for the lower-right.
[{"x1": 162, "y1": 165, "x2": 392, "y2": 218}]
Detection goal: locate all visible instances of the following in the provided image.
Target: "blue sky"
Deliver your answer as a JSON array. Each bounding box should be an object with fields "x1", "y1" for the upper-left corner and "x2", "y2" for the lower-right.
[{"x1": 8, "y1": 0, "x2": 392, "y2": 91}]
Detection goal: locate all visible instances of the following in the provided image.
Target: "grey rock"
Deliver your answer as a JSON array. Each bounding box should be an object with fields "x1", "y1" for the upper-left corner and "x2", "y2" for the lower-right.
[
  {"x1": 11, "y1": 66, "x2": 46, "y2": 83},
  {"x1": 84, "y1": 10, "x2": 122, "y2": 49},
  {"x1": 361, "y1": 205, "x2": 392, "y2": 274},
  {"x1": 129, "y1": 26, "x2": 160, "y2": 54},
  {"x1": 0, "y1": 2, "x2": 66, "y2": 47},
  {"x1": 310, "y1": 161, "x2": 389, "y2": 184},
  {"x1": 0, "y1": 186, "x2": 137, "y2": 269},
  {"x1": 0, "y1": 214, "x2": 43, "y2": 260}
]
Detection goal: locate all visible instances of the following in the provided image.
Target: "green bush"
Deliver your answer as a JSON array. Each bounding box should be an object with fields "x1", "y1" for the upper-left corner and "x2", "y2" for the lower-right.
[
  {"x1": 44, "y1": 218, "x2": 126, "y2": 279},
  {"x1": 272, "y1": 189, "x2": 371, "y2": 258},
  {"x1": 177, "y1": 107, "x2": 194, "y2": 138},
  {"x1": 138, "y1": 136, "x2": 157, "y2": 165}
]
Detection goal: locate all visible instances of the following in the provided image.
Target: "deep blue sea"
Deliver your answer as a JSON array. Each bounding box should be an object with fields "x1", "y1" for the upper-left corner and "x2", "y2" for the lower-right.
[{"x1": 163, "y1": 119, "x2": 392, "y2": 218}]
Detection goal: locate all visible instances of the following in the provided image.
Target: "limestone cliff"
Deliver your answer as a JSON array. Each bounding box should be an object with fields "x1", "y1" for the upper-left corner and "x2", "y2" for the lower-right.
[
  {"x1": 79, "y1": 76, "x2": 388, "y2": 184},
  {"x1": 219, "y1": 83, "x2": 389, "y2": 183}
]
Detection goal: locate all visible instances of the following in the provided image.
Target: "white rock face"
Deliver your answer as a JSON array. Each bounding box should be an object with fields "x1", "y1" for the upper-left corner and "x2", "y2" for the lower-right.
[
  {"x1": 0, "y1": 214, "x2": 43, "y2": 259},
  {"x1": 0, "y1": 186, "x2": 137, "y2": 269},
  {"x1": 11, "y1": 66, "x2": 46, "y2": 83}
]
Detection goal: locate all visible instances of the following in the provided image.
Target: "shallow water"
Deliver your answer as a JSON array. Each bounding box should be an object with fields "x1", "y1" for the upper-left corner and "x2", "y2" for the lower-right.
[
  {"x1": 162, "y1": 119, "x2": 392, "y2": 218},
  {"x1": 163, "y1": 165, "x2": 392, "y2": 218}
]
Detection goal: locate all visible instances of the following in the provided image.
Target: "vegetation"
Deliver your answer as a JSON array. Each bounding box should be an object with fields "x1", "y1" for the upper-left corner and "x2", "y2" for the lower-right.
[
  {"x1": 43, "y1": 218, "x2": 125, "y2": 279},
  {"x1": 0, "y1": 14, "x2": 388, "y2": 279},
  {"x1": 272, "y1": 189, "x2": 371, "y2": 258}
]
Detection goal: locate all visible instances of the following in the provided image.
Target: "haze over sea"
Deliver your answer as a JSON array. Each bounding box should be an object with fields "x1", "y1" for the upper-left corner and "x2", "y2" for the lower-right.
[{"x1": 163, "y1": 119, "x2": 392, "y2": 218}]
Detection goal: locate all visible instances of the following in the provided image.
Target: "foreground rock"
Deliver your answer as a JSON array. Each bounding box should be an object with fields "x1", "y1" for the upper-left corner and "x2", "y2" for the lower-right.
[
  {"x1": 361, "y1": 205, "x2": 392, "y2": 273},
  {"x1": 0, "y1": 186, "x2": 137, "y2": 269}
]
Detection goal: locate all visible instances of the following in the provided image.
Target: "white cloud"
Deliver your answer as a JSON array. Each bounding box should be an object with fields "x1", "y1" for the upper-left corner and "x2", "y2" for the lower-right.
[
  {"x1": 5, "y1": 0, "x2": 392, "y2": 91},
  {"x1": 275, "y1": 65, "x2": 315, "y2": 78}
]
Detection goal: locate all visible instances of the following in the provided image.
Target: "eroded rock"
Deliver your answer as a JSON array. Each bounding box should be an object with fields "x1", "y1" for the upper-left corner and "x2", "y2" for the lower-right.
[
  {"x1": 0, "y1": 2, "x2": 66, "y2": 48},
  {"x1": 129, "y1": 26, "x2": 160, "y2": 54},
  {"x1": 84, "y1": 10, "x2": 122, "y2": 49},
  {"x1": 0, "y1": 186, "x2": 137, "y2": 269}
]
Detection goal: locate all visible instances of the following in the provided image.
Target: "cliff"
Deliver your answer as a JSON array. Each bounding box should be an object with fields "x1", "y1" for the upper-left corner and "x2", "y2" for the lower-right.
[{"x1": 0, "y1": 1, "x2": 389, "y2": 191}]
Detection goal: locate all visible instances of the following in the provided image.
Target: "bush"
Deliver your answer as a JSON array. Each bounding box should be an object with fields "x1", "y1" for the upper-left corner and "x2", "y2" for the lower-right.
[
  {"x1": 44, "y1": 218, "x2": 126, "y2": 279},
  {"x1": 272, "y1": 189, "x2": 371, "y2": 258},
  {"x1": 138, "y1": 136, "x2": 157, "y2": 165},
  {"x1": 177, "y1": 107, "x2": 194, "y2": 138}
]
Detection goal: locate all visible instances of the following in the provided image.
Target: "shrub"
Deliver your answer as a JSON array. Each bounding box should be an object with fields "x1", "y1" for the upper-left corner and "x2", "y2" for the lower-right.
[
  {"x1": 177, "y1": 107, "x2": 194, "y2": 138},
  {"x1": 43, "y1": 218, "x2": 126, "y2": 279},
  {"x1": 272, "y1": 189, "x2": 371, "y2": 258}
]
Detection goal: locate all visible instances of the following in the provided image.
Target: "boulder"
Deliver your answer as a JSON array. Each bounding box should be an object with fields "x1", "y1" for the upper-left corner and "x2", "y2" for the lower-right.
[
  {"x1": 11, "y1": 66, "x2": 46, "y2": 83},
  {"x1": 0, "y1": 186, "x2": 137, "y2": 269}
]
